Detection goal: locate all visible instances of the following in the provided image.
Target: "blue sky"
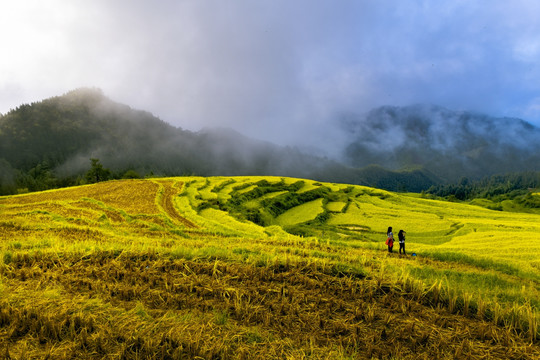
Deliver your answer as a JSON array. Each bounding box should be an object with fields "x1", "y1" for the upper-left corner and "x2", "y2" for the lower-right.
[{"x1": 1, "y1": 1, "x2": 539, "y2": 147}]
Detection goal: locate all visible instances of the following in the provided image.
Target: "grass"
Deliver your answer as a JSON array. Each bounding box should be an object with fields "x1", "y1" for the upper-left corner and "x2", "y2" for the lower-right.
[
  {"x1": 275, "y1": 198, "x2": 324, "y2": 226},
  {"x1": 326, "y1": 201, "x2": 346, "y2": 212},
  {"x1": 0, "y1": 176, "x2": 539, "y2": 359}
]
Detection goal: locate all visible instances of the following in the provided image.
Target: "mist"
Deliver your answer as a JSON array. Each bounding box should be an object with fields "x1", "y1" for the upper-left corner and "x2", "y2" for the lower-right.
[{"x1": 1, "y1": 1, "x2": 540, "y2": 157}]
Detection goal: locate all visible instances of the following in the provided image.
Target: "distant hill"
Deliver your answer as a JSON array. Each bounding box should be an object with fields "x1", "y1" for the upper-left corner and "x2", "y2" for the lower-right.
[
  {"x1": 0, "y1": 88, "x2": 437, "y2": 194},
  {"x1": 342, "y1": 105, "x2": 540, "y2": 182},
  {"x1": 8, "y1": 90, "x2": 537, "y2": 194},
  {"x1": 3, "y1": 89, "x2": 538, "y2": 195},
  {"x1": 0, "y1": 88, "x2": 325, "y2": 179}
]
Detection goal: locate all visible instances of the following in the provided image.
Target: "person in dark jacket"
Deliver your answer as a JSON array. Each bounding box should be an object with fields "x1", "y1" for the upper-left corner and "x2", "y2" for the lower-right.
[
  {"x1": 386, "y1": 227, "x2": 394, "y2": 253},
  {"x1": 398, "y1": 230, "x2": 406, "y2": 255}
]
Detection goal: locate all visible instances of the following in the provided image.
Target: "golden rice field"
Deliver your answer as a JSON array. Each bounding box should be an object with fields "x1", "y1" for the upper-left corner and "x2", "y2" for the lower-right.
[{"x1": 0, "y1": 176, "x2": 539, "y2": 359}]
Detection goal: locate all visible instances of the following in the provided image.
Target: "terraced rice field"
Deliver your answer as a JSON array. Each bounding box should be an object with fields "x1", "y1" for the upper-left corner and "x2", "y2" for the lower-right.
[{"x1": 1, "y1": 177, "x2": 539, "y2": 359}]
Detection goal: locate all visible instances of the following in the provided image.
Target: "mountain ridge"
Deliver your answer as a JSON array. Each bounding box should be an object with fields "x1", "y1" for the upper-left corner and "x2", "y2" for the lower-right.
[
  {"x1": 0, "y1": 88, "x2": 439, "y2": 194},
  {"x1": 341, "y1": 104, "x2": 540, "y2": 181},
  {"x1": 2, "y1": 88, "x2": 538, "y2": 194}
]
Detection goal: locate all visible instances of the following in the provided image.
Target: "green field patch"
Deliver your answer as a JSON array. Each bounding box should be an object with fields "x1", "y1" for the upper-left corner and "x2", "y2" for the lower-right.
[
  {"x1": 236, "y1": 184, "x2": 257, "y2": 194},
  {"x1": 297, "y1": 181, "x2": 322, "y2": 193},
  {"x1": 211, "y1": 178, "x2": 236, "y2": 192},
  {"x1": 418, "y1": 229, "x2": 540, "y2": 279},
  {"x1": 181, "y1": 181, "x2": 205, "y2": 208},
  {"x1": 258, "y1": 190, "x2": 288, "y2": 201},
  {"x1": 326, "y1": 201, "x2": 346, "y2": 212},
  {"x1": 199, "y1": 208, "x2": 266, "y2": 237},
  {"x1": 405, "y1": 264, "x2": 540, "y2": 309},
  {"x1": 324, "y1": 183, "x2": 349, "y2": 192},
  {"x1": 242, "y1": 200, "x2": 260, "y2": 210},
  {"x1": 260, "y1": 186, "x2": 329, "y2": 217},
  {"x1": 328, "y1": 202, "x2": 364, "y2": 224},
  {"x1": 198, "y1": 186, "x2": 218, "y2": 201},
  {"x1": 275, "y1": 198, "x2": 324, "y2": 226},
  {"x1": 240, "y1": 191, "x2": 289, "y2": 211}
]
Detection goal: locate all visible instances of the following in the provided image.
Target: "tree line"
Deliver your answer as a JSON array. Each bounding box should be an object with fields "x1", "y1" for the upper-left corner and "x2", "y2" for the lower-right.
[
  {"x1": 425, "y1": 172, "x2": 540, "y2": 207},
  {"x1": 0, "y1": 158, "x2": 143, "y2": 195}
]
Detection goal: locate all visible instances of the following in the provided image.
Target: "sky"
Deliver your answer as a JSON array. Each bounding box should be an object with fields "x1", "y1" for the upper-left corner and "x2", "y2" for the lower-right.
[{"x1": 1, "y1": 0, "x2": 540, "y2": 151}]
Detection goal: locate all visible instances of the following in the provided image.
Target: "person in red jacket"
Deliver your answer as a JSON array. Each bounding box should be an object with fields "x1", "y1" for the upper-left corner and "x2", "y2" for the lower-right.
[{"x1": 385, "y1": 227, "x2": 394, "y2": 253}]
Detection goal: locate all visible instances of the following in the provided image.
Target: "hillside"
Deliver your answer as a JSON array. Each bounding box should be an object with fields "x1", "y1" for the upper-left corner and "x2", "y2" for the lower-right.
[
  {"x1": 342, "y1": 105, "x2": 540, "y2": 181},
  {"x1": 0, "y1": 89, "x2": 327, "y2": 178},
  {"x1": 2, "y1": 89, "x2": 540, "y2": 195},
  {"x1": 0, "y1": 88, "x2": 440, "y2": 195},
  {"x1": 1, "y1": 177, "x2": 539, "y2": 359}
]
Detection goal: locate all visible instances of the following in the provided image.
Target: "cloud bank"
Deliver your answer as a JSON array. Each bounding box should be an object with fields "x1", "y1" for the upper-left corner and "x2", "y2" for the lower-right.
[{"x1": 1, "y1": 0, "x2": 540, "y2": 154}]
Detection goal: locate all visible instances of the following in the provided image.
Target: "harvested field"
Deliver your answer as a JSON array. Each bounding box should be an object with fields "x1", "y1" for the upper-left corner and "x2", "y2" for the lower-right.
[
  {"x1": 1, "y1": 252, "x2": 538, "y2": 359},
  {"x1": 0, "y1": 177, "x2": 539, "y2": 359}
]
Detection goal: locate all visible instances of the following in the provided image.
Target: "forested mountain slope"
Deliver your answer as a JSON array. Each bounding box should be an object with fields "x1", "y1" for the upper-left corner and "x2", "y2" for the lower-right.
[
  {"x1": 0, "y1": 88, "x2": 438, "y2": 194},
  {"x1": 342, "y1": 105, "x2": 540, "y2": 181}
]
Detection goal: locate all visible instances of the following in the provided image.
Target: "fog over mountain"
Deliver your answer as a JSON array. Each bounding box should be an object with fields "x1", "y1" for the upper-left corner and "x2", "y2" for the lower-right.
[
  {"x1": 2, "y1": 1, "x2": 540, "y2": 149},
  {"x1": 341, "y1": 105, "x2": 540, "y2": 181},
  {"x1": 0, "y1": 89, "x2": 327, "y2": 178},
  {"x1": 1, "y1": 89, "x2": 539, "y2": 195}
]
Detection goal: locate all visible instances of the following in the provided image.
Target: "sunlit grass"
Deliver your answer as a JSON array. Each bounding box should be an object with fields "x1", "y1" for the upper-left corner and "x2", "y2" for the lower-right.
[
  {"x1": 275, "y1": 198, "x2": 324, "y2": 226},
  {"x1": 1, "y1": 176, "x2": 539, "y2": 358},
  {"x1": 326, "y1": 201, "x2": 346, "y2": 212}
]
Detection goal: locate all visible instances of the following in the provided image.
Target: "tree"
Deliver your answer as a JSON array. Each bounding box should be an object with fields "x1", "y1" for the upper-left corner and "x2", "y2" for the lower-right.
[
  {"x1": 85, "y1": 158, "x2": 111, "y2": 183},
  {"x1": 122, "y1": 169, "x2": 141, "y2": 179}
]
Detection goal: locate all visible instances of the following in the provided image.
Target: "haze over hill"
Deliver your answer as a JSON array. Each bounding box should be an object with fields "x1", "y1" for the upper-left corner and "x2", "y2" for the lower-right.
[
  {"x1": 0, "y1": 89, "x2": 328, "y2": 177},
  {"x1": 1, "y1": 88, "x2": 539, "y2": 194},
  {"x1": 3, "y1": 2, "x2": 540, "y2": 143},
  {"x1": 341, "y1": 105, "x2": 540, "y2": 181},
  {"x1": 0, "y1": 89, "x2": 439, "y2": 194}
]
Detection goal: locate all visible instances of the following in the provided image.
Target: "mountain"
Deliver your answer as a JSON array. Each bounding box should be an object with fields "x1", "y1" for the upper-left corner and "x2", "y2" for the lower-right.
[
  {"x1": 0, "y1": 88, "x2": 438, "y2": 194},
  {"x1": 9, "y1": 89, "x2": 535, "y2": 195},
  {"x1": 342, "y1": 104, "x2": 540, "y2": 182},
  {"x1": 0, "y1": 88, "x2": 324, "y2": 177}
]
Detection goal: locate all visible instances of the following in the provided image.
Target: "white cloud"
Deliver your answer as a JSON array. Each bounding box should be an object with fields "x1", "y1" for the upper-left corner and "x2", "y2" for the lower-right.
[
  {"x1": 514, "y1": 39, "x2": 540, "y2": 62},
  {"x1": 523, "y1": 97, "x2": 540, "y2": 120},
  {"x1": 1, "y1": 0, "x2": 540, "y2": 147}
]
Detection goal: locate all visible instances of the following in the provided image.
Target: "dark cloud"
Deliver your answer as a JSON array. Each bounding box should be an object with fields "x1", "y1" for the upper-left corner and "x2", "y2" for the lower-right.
[{"x1": 1, "y1": 1, "x2": 540, "y2": 155}]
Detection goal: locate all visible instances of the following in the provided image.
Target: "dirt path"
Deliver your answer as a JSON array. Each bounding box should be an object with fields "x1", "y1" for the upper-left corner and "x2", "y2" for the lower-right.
[{"x1": 154, "y1": 180, "x2": 198, "y2": 228}]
